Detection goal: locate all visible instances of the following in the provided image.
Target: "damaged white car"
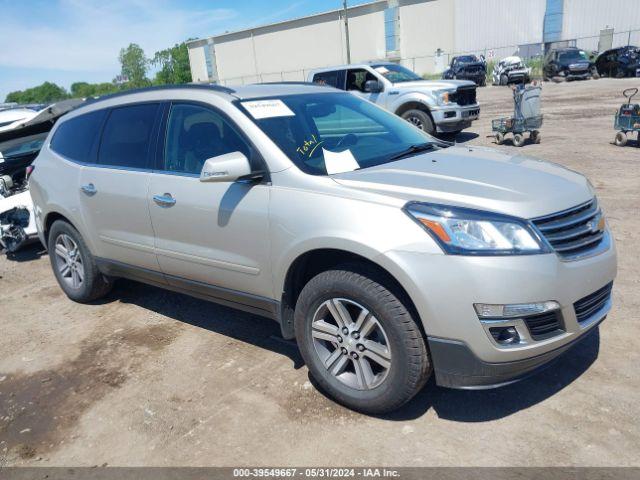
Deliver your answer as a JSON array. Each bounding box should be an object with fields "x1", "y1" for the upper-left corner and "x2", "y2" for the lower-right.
[
  {"x1": 492, "y1": 56, "x2": 532, "y2": 86},
  {"x1": 0, "y1": 99, "x2": 82, "y2": 253}
]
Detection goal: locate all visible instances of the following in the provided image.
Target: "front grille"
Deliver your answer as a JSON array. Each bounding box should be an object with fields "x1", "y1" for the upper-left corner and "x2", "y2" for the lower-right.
[
  {"x1": 574, "y1": 283, "x2": 613, "y2": 323},
  {"x1": 532, "y1": 199, "x2": 605, "y2": 258},
  {"x1": 523, "y1": 311, "x2": 564, "y2": 340},
  {"x1": 453, "y1": 86, "x2": 477, "y2": 106}
]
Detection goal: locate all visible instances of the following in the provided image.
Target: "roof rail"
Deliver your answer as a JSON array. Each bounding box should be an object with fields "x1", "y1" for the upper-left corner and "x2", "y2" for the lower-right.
[
  {"x1": 84, "y1": 83, "x2": 235, "y2": 105},
  {"x1": 251, "y1": 81, "x2": 330, "y2": 87}
]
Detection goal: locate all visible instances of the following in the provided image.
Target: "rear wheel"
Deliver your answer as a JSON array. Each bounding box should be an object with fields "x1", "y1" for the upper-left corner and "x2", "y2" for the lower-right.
[
  {"x1": 513, "y1": 133, "x2": 526, "y2": 147},
  {"x1": 401, "y1": 109, "x2": 435, "y2": 135},
  {"x1": 294, "y1": 266, "x2": 431, "y2": 414},
  {"x1": 48, "y1": 220, "x2": 113, "y2": 302},
  {"x1": 615, "y1": 131, "x2": 627, "y2": 147},
  {"x1": 530, "y1": 130, "x2": 541, "y2": 144}
]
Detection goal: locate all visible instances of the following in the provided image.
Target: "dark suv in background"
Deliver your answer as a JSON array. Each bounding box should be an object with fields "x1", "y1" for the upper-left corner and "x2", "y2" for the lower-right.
[
  {"x1": 442, "y1": 55, "x2": 487, "y2": 86},
  {"x1": 543, "y1": 47, "x2": 593, "y2": 81},
  {"x1": 595, "y1": 46, "x2": 640, "y2": 78}
]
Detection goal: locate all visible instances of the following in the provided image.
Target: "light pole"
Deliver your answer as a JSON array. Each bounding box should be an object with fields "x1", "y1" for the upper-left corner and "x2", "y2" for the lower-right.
[{"x1": 343, "y1": 0, "x2": 351, "y2": 63}]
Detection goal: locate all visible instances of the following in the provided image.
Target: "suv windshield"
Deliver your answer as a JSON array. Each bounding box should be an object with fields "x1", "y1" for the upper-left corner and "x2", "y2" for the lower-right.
[
  {"x1": 559, "y1": 50, "x2": 588, "y2": 62},
  {"x1": 238, "y1": 92, "x2": 438, "y2": 175},
  {"x1": 370, "y1": 64, "x2": 421, "y2": 83}
]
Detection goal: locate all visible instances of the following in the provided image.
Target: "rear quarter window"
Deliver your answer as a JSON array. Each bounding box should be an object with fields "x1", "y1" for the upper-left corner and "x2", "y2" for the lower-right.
[
  {"x1": 50, "y1": 110, "x2": 106, "y2": 163},
  {"x1": 97, "y1": 103, "x2": 159, "y2": 169}
]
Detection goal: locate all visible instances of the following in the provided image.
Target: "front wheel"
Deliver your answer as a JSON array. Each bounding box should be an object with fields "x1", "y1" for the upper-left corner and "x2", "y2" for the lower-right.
[
  {"x1": 400, "y1": 109, "x2": 435, "y2": 135},
  {"x1": 500, "y1": 74, "x2": 508, "y2": 86},
  {"x1": 48, "y1": 220, "x2": 113, "y2": 302},
  {"x1": 294, "y1": 267, "x2": 431, "y2": 414}
]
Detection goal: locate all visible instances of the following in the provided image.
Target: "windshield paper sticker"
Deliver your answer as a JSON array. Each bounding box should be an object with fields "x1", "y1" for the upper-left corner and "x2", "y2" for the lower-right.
[
  {"x1": 323, "y1": 148, "x2": 359, "y2": 175},
  {"x1": 241, "y1": 99, "x2": 294, "y2": 119},
  {"x1": 374, "y1": 66, "x2": 389, "y2": 74},
  {"x1": 297, "y1": 134, "x2": 324, "y2": 157}
]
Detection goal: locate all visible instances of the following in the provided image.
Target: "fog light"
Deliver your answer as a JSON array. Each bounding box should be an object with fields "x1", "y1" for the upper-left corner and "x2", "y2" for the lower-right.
[
  {"x1": 474, "y1": 301, "x2": 560, "y2": 318},
  {"x1": 489, "y1": 326, "x2": 520, "y2": 345},
  {"x1": 444, "y1": 111, "x2": 456, "y2": 118}
]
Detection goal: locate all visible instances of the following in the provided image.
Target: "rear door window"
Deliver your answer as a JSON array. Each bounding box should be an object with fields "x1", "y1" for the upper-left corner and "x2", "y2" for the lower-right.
[
  {"x1": 312, "y1": 71, "x2": 342, "y2": 89},
  {"x1": 98, "y1": 103, "x2": 159, "y2": 169},
  {"x1": 50, "y1": 110, "x2": 106, "y2": 163}
]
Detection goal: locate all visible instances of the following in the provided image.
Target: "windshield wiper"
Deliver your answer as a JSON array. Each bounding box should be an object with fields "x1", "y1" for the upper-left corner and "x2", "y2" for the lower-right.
[{"x1": 387, "y1": 143, "x2": 436, "y2": 161}]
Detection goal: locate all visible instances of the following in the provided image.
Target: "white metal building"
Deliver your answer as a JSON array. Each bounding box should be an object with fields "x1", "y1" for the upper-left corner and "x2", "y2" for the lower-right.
[{"x1": 187, "y1": 0, "x2": 640, "y2": 85}]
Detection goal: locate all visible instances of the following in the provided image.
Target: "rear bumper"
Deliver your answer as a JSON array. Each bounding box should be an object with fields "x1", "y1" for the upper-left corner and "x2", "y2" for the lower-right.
[{"x1": 428, "y1": 314, "x2": 605, "y2": 389}]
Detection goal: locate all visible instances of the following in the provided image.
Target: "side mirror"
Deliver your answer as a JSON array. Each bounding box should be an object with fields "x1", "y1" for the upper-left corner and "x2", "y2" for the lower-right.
[
  {"x1": 200, "y1": 151, "x2": 252, "y2": 183},
  {"x1": 364, "y1": 80, "x2": 383, "y2": 93}
]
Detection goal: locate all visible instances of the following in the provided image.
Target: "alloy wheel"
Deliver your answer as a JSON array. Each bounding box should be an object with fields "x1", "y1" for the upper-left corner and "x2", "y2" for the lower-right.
[
  {"x1": 311, "y1": 298, "x2": 391, "y2": 390},
  {"x1": 54, "y1": 234, "x2": 84, "y2": 289},
  {"x1": 407, "y1": 116, "x2": 424, "y2": 129}
]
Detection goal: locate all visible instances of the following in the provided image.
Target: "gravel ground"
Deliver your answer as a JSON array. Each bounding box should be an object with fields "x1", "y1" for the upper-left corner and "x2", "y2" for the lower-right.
[{"x1": 1, "y1": 77, "x2": 639, "y2": 467}]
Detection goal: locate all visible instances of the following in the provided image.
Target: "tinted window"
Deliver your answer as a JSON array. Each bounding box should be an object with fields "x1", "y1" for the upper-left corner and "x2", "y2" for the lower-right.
[
  {"x1": 50, "y1": 110, "x2": 106, "y2": 162},
  {"x1": 98, "y1": 103, "x2": 159, "y2": 169},
  {"x1": 163, "y1": 103, "x2": 251, "y2": 175},
  {"x1": 313, "y1": 71, "x2": 340, "y2": 88}
]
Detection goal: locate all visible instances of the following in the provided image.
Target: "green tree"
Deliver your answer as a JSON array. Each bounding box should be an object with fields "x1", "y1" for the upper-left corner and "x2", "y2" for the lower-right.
[
  {"x1": 152, "y1": 41, "x2": 192, "y2": 85},
  {"x1": 5, "y1": 82, "x2": 69, "y2": 103},
  {"x1": 70, "y1": 81, "x2": 119, "y2": 98},
  {"x1": 118, "y1": 43, "x2": 150, "y2": 88}
]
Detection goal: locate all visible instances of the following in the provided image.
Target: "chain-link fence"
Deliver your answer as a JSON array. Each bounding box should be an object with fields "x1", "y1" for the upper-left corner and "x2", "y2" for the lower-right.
[{"x1": 216, "y1": 28, "x2": 640, "y2": 86}]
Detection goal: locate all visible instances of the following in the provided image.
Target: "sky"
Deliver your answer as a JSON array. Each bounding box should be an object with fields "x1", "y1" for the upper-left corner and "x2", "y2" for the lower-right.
[{"x1": 0, "y1": 0, "x2": 370, "y2": 102}]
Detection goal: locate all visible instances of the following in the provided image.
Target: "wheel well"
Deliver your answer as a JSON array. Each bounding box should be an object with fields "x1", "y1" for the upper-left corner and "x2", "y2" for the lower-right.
[
  {"x1": 395, "y1": 101, "x2": 432, "y2": 118},
  {"x1": 279, "y1": 249, "x2": 424, "y2": 340},
  {"x1": 43, "y1": 212, "x2": 74, "y2": 245}
]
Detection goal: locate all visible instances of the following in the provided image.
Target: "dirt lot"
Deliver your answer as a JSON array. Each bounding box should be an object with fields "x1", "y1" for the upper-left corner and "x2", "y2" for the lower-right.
[{"x1": 1, "y1": 78, "x2": 639, "y2": 467}]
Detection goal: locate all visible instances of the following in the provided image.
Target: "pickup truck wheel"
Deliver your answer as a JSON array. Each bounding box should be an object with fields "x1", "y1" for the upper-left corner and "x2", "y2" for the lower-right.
[
  {"x1": 48, "y1": 220, "x2": 113, "y2": 303},
  {"x1": 401, "y1": 109, "x2": 435, "y2": 135},
  {"x1": 500, "y1": 74, "x2": 508, "y2": 86},
  {"x1": 294, "y1": 266, "x2": 431, "y2": 414}
]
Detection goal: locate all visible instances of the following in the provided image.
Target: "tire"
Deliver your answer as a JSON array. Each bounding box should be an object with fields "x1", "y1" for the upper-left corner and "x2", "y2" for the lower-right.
[
  {"x1": 479, "y1": 77, "x2": 486, "y2": 87},
  {"x1": 615, "y1": 131, "x2": 627, "y2": 147},
  {"x1": 500, "y1": 74, "x2": 508, "y2": 86},
  {"x1": 47, "y1": 220, "x2": 113, "y2": 303},
  {"x1": 401, "y1": 109, "x2": 435, "y2": 135},
  {"x1": 513, "y1": 133, "x2": 526, "y2": 147},
  {"x1": 294, "y1": 266, "x2": 431, "y2": 414},
  {"x1": 495, "y1": 132, "x2": 505, "y2": 145}
]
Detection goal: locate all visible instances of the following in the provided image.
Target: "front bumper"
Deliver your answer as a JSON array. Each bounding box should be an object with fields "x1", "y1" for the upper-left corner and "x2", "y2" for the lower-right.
[
  {"x1": 429, "y1": 315, "x2": 605, "y2": 389},
  {"x1": 564, "y1": 70, "x2": 591, "y2": 80},
  {"x1": 379, "y1": 230, "x2": 617, "y2": 387},
  {"x1": 432, "y1": 104, "x2": 480, "y2": 133}
]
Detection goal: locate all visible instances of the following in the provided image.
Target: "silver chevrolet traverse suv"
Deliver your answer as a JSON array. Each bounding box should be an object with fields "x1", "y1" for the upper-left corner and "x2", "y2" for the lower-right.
[{"x1": 29, "y1": 84, "x2": 617, "y2": 413}]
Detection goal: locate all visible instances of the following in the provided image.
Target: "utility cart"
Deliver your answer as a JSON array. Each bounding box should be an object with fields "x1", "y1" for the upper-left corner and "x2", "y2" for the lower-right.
[
  {"x1": 613, "y1": 87, "x2": 640, "y2": 147},
  {"x1": 492, "y1": 83, "x2": 543, "y2": 147}
]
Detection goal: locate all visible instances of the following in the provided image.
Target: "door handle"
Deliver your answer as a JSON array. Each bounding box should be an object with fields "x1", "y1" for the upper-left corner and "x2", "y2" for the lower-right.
[
  {"x1": 153, "y1": 193, "x2": 176, "y2": 207},
  {"x1": 80, "y1": 183, "x2": 97, "y2": 196}
]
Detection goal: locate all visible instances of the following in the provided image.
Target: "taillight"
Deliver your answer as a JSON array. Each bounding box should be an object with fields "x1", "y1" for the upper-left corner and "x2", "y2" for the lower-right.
[{"x1": 25, "y1": 165, "x2": 35, "y2": 180}]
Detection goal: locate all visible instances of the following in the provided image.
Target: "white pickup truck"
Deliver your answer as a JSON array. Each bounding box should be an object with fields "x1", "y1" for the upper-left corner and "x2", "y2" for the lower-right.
[{"x1": 308, "y1": 62, "x2": 480, "y2": 135}]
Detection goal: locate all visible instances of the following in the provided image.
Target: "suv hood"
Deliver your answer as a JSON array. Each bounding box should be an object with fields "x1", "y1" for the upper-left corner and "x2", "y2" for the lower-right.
[
  {"x1": 331, "y1": 146, "x2": 592, "y2": 219},
  {"x1": 392, "y1": 79, "x2": 475, "y2": 91}
]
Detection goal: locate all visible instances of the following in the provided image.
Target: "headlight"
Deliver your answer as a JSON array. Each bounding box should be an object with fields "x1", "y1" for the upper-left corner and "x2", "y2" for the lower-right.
[
  {"x1": 404, "y1": 202, "x2": 549, "y2": 255},
  {"x1": 435, "y1": 89, "x2": 455, "y2": 106}
]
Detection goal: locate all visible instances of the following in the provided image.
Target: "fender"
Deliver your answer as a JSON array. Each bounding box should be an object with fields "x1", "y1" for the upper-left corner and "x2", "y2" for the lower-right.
[{"x1": 389, "y1": 91, "x2": 437, "y2": 117}]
